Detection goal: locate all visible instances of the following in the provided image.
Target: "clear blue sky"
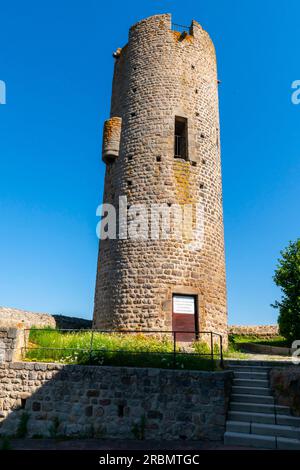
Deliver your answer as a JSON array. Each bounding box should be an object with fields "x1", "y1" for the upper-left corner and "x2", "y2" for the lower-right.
[{"x1": 0, "y1": 0, "x2": 299, "y2": 324}]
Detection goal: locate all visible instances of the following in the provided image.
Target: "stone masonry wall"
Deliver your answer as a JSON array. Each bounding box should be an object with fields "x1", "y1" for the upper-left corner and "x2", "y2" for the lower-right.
[
  {"x1": 94, "y1": 13, "x2": 227, "y2": 346},
  {"x1": 0, "y1": 328, "x2": 25, "y2": 363},
  {"x1": 0, "y1": 307, "x2": 56, "y2": 329},
  {"x1": 228, "y1": 325, "x2": 279, "y2": 338},
  {"x1": 270, "y1": 367, "x2": 300, "y2": 416},
  {"x1": 0, "y1": 306, "x2": 92, "y2": 330},
  {"x1": 0, "y1": 362, "x2": 232, "y2": 441}
]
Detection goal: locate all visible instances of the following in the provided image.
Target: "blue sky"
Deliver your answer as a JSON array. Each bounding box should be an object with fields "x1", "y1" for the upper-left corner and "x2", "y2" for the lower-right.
[{"x1": 0, "y1": 0, "x2": 299, "y2": 324}]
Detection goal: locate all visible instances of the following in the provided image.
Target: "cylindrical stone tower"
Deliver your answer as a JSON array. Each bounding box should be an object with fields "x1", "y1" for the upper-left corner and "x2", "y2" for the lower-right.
[{"x1": 93, "y1": 14, "x2": 227, "y2": 345}]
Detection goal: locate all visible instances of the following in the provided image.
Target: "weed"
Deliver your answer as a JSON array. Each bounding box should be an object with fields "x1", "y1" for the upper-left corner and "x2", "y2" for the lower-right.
[
  {"x1": 131, "y1": 415, "x2": 146, "y2": 440},
  {"x1": 16, "y1": 412, "x2": 30, "y2": 438}
]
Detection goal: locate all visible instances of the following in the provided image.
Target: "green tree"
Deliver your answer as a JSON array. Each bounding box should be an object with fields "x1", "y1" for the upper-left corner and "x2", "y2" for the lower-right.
[{"x1": 272, "y1": 239, "x2": 300, "y2": 343}]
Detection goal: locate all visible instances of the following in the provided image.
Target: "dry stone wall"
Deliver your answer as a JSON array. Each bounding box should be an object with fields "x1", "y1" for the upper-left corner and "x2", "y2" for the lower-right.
[
  {"x1": 0, "y1": 307, "x2": 56, "y2": 329},
  {"x1": 228, "y1": 325, "x2": 279, "y2": 338},
  {"x1": 0, "y1": 307, "x2": 92, "y2": 330},
  {"x1": 0, "y1": 361, "x2": 232, "y2": 441}
]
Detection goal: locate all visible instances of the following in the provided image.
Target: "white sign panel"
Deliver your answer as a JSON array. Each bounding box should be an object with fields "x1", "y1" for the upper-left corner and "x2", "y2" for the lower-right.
[{"x1": 173, "y1": 295, "x2": 195, "y2": 314}]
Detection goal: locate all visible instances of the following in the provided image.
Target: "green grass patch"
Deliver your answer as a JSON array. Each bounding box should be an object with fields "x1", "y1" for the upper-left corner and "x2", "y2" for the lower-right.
[
  {"x1": 229, "y1": 334, "x2": 290, "y2": 348},
  {"x1": 25, "y1": 329, "x2": 217, "y2": 371}
]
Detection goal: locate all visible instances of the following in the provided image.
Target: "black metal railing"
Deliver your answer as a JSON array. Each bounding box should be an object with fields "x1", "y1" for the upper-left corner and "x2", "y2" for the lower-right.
[
  {"x1": 171, "y1": 23, "x2": 191, "y2": 34},
  {"x1": 174, "y1": 134, "x2": 183, "y2": 157},
  {"x1": 22, "y1": 329, "x2": 224, "y2": 369}
]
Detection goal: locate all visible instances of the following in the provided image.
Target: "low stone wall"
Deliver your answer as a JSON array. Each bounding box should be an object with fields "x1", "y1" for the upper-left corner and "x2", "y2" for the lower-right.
[
  {"x1": 0, "y1": 307, "x2": 56, "y2": 329},
  {"x1": 239, "y1": 343, "x2": 293, "y2": 356},
  {"x1": 0, "y1": 362, "x2": 232, "y2": 441},
  {"x1": 228, "y1": 325, "x2": 279, "y2": 338},
  {"x1": 0, "y1": 328, "x2": 25, "y2": 363},
  {"x1": 0, "y1": 306, "x2": 92, "y2": 330},
  {"x1": 270, "y1": 367, "x2": 300, "y2": 416}
]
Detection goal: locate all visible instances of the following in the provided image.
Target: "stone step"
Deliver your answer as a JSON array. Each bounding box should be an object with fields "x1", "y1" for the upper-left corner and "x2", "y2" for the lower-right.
[
  {"x1": 225, "y1": 360, "x2": 295, "y2": 367},
  {"x1": 228, "y1": 410, "x2": 276, "y2": 424},
  {"x1": 226, "y1": 420, "x2": 300, "y2": 439},
  {"x1": 224, "y1": 431, "x2": 276, "y2": 449},
  {"x1": 276, "y1": 414, "x2": 300, "y2": 427},
  {"x1": 233, "y1": 378, "x2": 269, "y2": 388},
  {"x1": 251, "y1": 422, "x2": 300, "y2": 439},
  {"x1": 228, "y1": 410, "x2": 300, "y2": 426},
  {"x1": 230, "y1": 402, "x2": 290, "y2": 415},
  {"x1": 277, "y1": 436, "x2": 300, "y2": 450},
  {"x1": 232, "y1": 385, "x2": 271, "y2": 396},
  {"x1": 224, "y1": 431, "x2": 300, "y2": 449},
  {"x1": 234, "y1": 371, "x2": 268, "y2": 380},
  {"x1": 228, "y1": 365, "x2": 271, "y2": 373},
  {"x1": 226, "y1": 420, "x2": 250, "y2": 433},
  {"x1": 231, "y1": 393, "x2": 274, "y2": 404}
]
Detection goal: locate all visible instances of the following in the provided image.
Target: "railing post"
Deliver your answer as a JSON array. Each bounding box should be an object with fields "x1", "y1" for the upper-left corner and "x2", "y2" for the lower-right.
[
  {"x1": 210, "y1": 332, "x2": 214, "y2": 364},
  {"x1": 220, "y1": 335, "x2": 224, "y2": 369},
  {"x1": 89, "y1": 330, "x2": 94, "y2": 365},
  {"x1": 23, "y1": 329, "x2": 26, "y2": 360},
  {"x1": 173, "y1": 332, "x2": 176, "y2": 369}
]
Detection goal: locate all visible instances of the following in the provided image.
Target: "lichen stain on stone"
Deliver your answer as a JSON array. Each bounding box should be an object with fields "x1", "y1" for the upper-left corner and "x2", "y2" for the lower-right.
[
  {"x1": 173, "y1": 160, "x2": 194, "y2": 205},
  {"x1": 103, "y1": 118, "x2": 120, "y2": 144}
]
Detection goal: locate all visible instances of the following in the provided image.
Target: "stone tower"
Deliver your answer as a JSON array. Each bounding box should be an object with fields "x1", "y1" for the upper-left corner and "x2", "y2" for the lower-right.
[{"x1": 93, "y1": 14, "x2": 227, "y2": 345}]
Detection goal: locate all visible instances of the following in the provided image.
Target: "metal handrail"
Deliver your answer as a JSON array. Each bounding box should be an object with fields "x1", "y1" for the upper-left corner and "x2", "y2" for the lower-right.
[
  {"x1": 171, "y1": 23, "x2": 191, "y2": 34},
  {"x1": 22, "y1": 328, "x2": 224, "y2": 368}
]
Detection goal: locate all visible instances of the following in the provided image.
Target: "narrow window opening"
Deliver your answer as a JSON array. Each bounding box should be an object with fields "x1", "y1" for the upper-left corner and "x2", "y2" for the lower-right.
[
  {"x1": 127, "y1": 180, "x2": 132, "y2": 186},
  {"x1": 174, "y1": 116, "x2": 188, "y2": 160},
  {"x1": 191, "y1": 161, "x2": 197, "y2": 167},
  {"x1": 131, "y1": 112, "x2": 136, "y2": 117},
  {"x1": 156, "y1": 156, "x2": 162, "y2": 162},
  {"x1": 200, "y1": 183, "x2": 204, "y2": 189},
  {"x1": 128, "y1": 155, "x2": 133, "y2": 161}
]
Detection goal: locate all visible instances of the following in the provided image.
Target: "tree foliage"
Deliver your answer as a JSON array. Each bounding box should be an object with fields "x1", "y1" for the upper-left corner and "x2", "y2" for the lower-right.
[{"x1": 272, "y1": 239, "x2": 300, "y2": 343}]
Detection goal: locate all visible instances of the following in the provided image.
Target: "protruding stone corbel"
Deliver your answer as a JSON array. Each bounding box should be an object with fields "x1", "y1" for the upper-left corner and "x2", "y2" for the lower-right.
[{"x1": 102, "y1": 117, "x2": 122, "y2": 164}]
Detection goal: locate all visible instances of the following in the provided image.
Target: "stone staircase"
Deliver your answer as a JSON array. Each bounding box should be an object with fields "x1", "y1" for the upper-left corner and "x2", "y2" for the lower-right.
[{"x1": 224, "y1": 360, "x2": 300, "y2": 449}]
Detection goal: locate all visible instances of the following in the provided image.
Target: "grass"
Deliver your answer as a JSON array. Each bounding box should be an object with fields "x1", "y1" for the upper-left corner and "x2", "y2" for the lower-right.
[
  {"x1": 25, "y1": 328, "x2": 218, "y2": 371},
  {"x1": 229, "y1": 334, "x2": 290, "y2": 348}
]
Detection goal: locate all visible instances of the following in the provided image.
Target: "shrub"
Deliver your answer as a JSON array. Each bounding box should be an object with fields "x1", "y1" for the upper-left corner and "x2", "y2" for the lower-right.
[{"x1": 272, "y1": 239, "x2": 300, "y2": 344}]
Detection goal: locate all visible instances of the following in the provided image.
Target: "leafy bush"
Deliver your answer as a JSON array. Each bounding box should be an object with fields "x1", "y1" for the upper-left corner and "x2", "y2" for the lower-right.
[{"x1": 272, "y1": 239, "x2": 300, "y2": 343}]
